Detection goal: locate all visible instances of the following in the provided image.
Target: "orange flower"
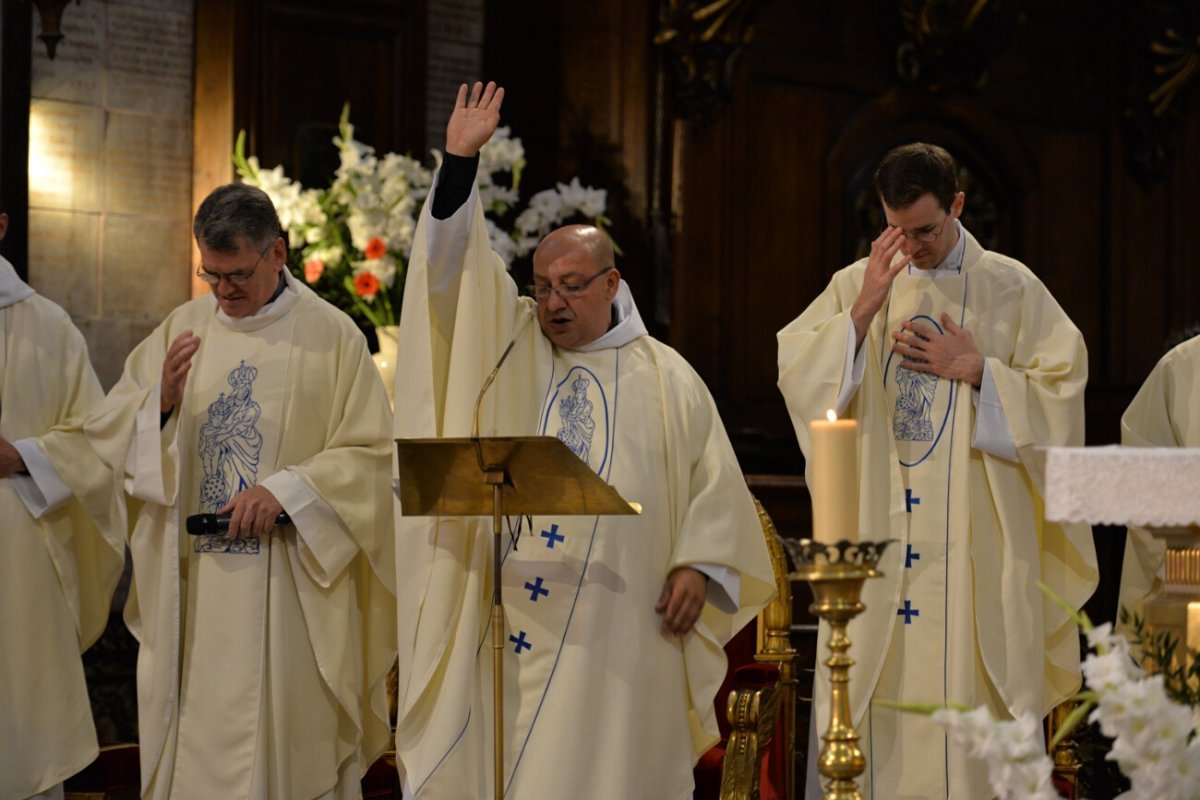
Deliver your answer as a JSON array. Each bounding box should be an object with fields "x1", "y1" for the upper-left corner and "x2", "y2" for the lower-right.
[
  {"x1": 364, "y1": 236, "x2": 386, "y2": 260},
  {"x1": 353, "y1": 271, "x2": 380, "y2": 300},
  {"x1": 304, "y1": 258, "x2": 325, "y2": 283}
]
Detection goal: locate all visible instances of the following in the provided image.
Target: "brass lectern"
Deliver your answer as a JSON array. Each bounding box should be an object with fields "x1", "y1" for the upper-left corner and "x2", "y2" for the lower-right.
[{"x1": 395, "y1": 435, "x2": 639, "y2": 800}]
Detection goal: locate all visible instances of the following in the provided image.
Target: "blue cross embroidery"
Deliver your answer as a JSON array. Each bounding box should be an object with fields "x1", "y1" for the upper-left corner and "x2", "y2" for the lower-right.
[
  {"x1": 897, "y1": 600, "x2": 920, "y2": 624},
  {"x1": 540, "y1": 523, "x2": 565, "y2": 549},
  {"x1": 905, "y1": 544, "x2": 921, "y2": 569},
  {"x1": 509, "y1": 630, "x2": 532, "y2": 654},
  {"x1": 525, "y1": 577, "x2": 550, "y2": 602},
  {"x1": 905, "y1": 489, "x2": 921, "y2": 512}
]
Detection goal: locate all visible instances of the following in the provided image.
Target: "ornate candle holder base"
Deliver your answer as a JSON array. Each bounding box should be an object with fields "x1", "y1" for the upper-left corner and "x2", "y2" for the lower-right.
[
  {"x1": 779, "y1": 538, "x2": 893, "y2": 800},
  {"x1": 1143, "y1": 526, "x2": 1200, "y2": 685}
]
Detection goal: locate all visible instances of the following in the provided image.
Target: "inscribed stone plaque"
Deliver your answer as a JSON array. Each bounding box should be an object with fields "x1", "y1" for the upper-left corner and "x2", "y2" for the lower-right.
[
  {"x1": 428, "y1": 0, "x2": 484, "y2": 44},
  {"x1": 105, "y1": 2, "x2": 194, "y2": 116},
  {"x1": 76, "y1": 317, "x2": 134, "y2": 391},
  {"x1": 102, "y1": 215, "x2": 191, "y2": 322},
  {"x1": 427, "y1": 40, "x2": 483, "y2": 155},
  {"x1": 31, "y1": 1, "x2": 105, "y2": 104},
  {"x1": 113, "y1": 0, "x2": 192, "y2": 11},
  {"x1": 103, "y1": 113, "x2": 192, "y2": 218},
  {"x1": 29, "y1": 100, "x2": 105, "y2": 212},
  {"x1": 28, "y1": 209, "x2": 100, "y2": 317}
]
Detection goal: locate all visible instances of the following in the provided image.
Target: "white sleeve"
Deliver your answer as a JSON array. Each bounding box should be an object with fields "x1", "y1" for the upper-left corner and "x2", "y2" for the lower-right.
[
  {"x1": 425, "y1": 176, "x2": 479, "y2": 328},
  {"x1": 690, "y1": 562, "x2": 741, "y2": 614},
  {"x1": 129, "y1": 380, "x2": 179, "y2": 505},
  {"x1": 834, "y1": 322, "x2": 867, "y2": 416},
  {"x1": 259, "y1": 469, "x2": 357, "y2": 588},
  {"x1": 10, "y1": 438, "x2": 73, "y2": 518},
  {"x1": 970, "y1": 361, "x2": 1019, "y2": 462}
]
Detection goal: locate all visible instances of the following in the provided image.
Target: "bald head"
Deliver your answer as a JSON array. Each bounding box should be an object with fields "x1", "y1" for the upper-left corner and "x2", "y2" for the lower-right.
[
  {"x1": 533, "y1": 225, "x2": 614, "y2": 272},
  {"x1": 531, "y1": 225, "x2": 620, "y2": 349}
]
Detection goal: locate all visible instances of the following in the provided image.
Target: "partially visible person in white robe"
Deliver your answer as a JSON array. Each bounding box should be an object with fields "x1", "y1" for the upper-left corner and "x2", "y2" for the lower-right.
[
  {"x1": 1116, "y1": 330, "x2": 1200, "y2": 631},
  {"x1": 777, "y1": 143, "x2": 1097, "y2": 799},
  {"x1": 393, "y1": 82, "x2": 775, "y2": 800},
  {"x1": 82, "y1": 184, "x2": 396, "y2": 800},
  {"x1": 0, "y1": 205, "x2": 125, "y2": 800}
]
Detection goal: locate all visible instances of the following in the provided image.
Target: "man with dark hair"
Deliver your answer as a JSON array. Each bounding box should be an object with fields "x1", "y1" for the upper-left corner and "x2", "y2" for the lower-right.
[
  {"x1": 778, "y1": 142, "x2": 1097, "y2": 797},
  {"x1": 84, "y1": 183, "x2": 396, "y2": 799},
  {"x1": 392, "y1": 82, "x2": 775, "y2": 799},
  {"x1": 0, "y1": 200, "x2": 125, "y2": 800}
]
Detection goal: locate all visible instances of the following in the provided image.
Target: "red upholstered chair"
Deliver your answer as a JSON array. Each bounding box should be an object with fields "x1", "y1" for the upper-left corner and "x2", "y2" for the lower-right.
[
  {"x1": 63, "y1": 743, "x2": 140, "y2": 800},
  {"x1": 694, "y1": 499, "x2": 796, "y2": 800}
]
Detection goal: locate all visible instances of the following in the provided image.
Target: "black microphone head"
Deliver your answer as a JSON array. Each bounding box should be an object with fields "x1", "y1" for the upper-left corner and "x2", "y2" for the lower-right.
[{"x1": 186, "y1": 513, "x2": 222, "y2": 535}]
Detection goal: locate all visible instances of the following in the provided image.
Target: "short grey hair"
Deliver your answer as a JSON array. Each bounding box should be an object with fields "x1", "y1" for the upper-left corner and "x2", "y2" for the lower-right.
[{"x1": 193, "y1": 183, "x2": 283, "y2": 252}]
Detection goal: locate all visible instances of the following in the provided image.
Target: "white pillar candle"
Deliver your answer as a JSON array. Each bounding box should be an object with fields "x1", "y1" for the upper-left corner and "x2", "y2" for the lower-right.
[{"x1": 809, "y1": 410, "x2": 859, "y2": 544}]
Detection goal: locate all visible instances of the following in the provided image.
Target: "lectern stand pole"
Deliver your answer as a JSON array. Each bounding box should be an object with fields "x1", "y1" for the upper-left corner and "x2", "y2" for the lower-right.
[{"x1": 487, "y1": 472, "x2": 505, "y2": 800}]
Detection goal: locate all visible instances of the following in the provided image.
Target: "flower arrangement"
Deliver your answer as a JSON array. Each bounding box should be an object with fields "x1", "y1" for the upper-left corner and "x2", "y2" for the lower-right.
[
  {"x1": 893, "y1": 587, "x2": 1200, "y2": 799},
  {"x1": 233, "y1": 104, "x2": 613, "y2": 332}
]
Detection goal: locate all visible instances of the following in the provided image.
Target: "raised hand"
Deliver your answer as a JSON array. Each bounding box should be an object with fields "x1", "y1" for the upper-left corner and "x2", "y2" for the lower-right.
[
  {"x1": 445, "y1": 81, "x2": 505, "y2": 158},
  {"x1": 161, "y1": 330, "x2": 200, "y2": 413},
  {"x1": 891, "y1": 312, "x2": 985, "y2": 387},
  {"x1": 850, "y1": 226, "x2": 906, "y2": 349}
]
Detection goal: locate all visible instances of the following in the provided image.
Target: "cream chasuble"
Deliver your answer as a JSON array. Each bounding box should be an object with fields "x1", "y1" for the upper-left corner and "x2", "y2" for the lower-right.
[
  {"x1": 394, "y1": 187, "x2": 775, "y2": 799},
  {"x1": 778, "y1": 231, "x2": 1097, "y2": 798},
  {"x1": 0, "y1": 257, "x2": 124, "y2": 800},
  {"x1": 1117, "y1": 335, "x2": 1200, "y2": 630},
  {"x1": 83, "y1": 274, "x2": 395, "y2": 800}
]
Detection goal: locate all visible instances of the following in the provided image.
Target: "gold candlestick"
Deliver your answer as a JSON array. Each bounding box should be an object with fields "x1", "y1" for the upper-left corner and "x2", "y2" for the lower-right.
[{"x1": 780, "y1": 538, "x2": 893, "y2": 800}]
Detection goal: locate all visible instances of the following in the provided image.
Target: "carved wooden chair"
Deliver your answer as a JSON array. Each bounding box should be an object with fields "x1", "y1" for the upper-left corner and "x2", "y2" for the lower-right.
[
  {"x1": 1046, "y1": 698, "x2": 1084, "y2": 799},
  {"x1": 694, "y1": 498, "x2": 797, "y2": 800}
]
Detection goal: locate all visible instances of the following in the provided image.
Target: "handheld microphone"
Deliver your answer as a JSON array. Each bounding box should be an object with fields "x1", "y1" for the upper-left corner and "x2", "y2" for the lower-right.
[{"x1": 185, "y1": 512, "x2": 292, "y2": 535}]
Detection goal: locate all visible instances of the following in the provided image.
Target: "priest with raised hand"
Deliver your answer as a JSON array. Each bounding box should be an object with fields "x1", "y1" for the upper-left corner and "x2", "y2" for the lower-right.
[
  {"x1": 1116, "y1": 328, "x2": 1200, "y2": 632},
  {"x1": 82, "y1": 183, "x2": 396, "y2": 800},
  {"x1": 777, "y1": 143, "x2": 1098, "y2": 798},
  {"x1": 0, "y1": 200, "x2": 125, "y2": 800},
  {"x1": 392, "y1": 81, "x2": 775, "y2": 799}
]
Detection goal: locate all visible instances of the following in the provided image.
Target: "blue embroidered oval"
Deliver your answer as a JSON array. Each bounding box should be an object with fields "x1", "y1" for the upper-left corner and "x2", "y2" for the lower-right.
[
  {"x1": 540, "y1": 365, "x2": 611, "y2": 475},
  {"x1": 883, "y1": 314, "x2": 956, "y2": 467}
]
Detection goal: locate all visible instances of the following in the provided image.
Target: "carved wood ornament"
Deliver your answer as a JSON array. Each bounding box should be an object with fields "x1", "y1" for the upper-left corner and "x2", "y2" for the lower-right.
[
  {"x1": 655, "y1": 0, "x2": 761, "y2": 124},
  {"x1": 895, "y1": 0, "x2": 1024, "y2": 91}
]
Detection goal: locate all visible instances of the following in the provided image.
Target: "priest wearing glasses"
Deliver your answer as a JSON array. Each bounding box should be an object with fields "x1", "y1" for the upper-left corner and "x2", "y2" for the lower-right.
[
  {"x1": 82, "y1": 183, "x2": 396, "y2": 799},
  {"x1": 777, "y1": 143, "x2": 1098, "y2": 798},
  {"x1": 391, "y1": 81, "x2": 775, "y2": 799}
]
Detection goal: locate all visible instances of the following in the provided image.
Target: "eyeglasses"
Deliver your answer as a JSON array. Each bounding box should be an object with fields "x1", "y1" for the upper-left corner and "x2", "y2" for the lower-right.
[
  {"x1": 195, "y1": 241, "x2": 273, "y2": 286},
  {"x1": 882, "y1": 215, "x2": 952, "y2": 244},
  {"x1": 526, "y1": 266, "x2": 614, "y2": 301}
]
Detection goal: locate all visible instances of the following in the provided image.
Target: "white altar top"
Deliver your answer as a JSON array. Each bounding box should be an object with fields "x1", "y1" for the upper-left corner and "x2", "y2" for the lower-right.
[{"x1": 1040, "y1": 446, "x2": 1200, "y2": 527}]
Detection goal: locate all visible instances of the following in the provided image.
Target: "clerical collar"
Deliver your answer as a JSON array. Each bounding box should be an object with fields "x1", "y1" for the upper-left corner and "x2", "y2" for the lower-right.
[
  {"x1": 214, "y1": 268, "x2": 301, "y2": 332},
  {"x1": 265, "y1": 269, "x2": 288, "y2": 304},
  {"x1": 908, "y1": 219, "x2": 966, "y2": 277},
  {"x1": 573, "y1": 280, "x2": 649, "y2": 352},
  {"x1": 0, "y1": 254, "x2": 35, "y2": 309}
]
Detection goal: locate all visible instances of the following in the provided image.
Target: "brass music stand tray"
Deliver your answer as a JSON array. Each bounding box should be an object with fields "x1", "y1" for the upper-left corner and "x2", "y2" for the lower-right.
[{"x1": 395, "y1": 436, "x2": 639, "y2": 800}]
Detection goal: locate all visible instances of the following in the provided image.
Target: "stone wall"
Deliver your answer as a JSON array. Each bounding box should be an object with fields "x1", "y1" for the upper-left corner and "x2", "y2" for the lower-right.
[{"x1": 29, "y1": 0, "x2": 194, "y2": 388}]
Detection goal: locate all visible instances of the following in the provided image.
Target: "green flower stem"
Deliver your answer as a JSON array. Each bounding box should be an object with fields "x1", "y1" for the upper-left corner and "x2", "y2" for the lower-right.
[
  {"x1": 342, "y1": 275, "x2": 395, "y2": 328},
  {"x1": 233, "y1": 130, "x2": 258, "y2": 181},
  {"x1": 872, "y1": 699, "x2": 972, "y2": 715},
  {"x1": 1049, "y1": 696, "x2": 1097, "y2": 749},
  {"x1": 1039, "y1": 580, "x2": 1093, "y2": 634}
]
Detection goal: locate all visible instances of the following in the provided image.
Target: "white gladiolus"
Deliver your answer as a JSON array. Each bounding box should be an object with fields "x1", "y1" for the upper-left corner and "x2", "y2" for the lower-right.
[
  {"x1": 927, "y1": 607, "x2": 1200, "y2": 800},
  {"x1": 234, "y1": 107, "x2": 611, "y2": 330}
]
